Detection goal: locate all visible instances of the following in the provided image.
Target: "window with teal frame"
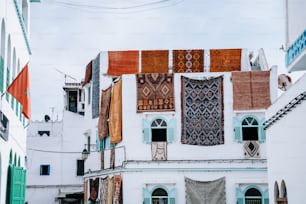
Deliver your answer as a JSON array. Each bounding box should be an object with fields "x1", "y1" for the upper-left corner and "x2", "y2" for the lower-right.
[
  {"x1": 236, "y1": 186, "x2": 269, "y2": 204},
  {"x1": 143, "y1": 185, "x2": 176, "y2": 204},
  {"x1": 142, "y1": 117, "x2": 175, "y2": 144},
  {"x1": 6, "y1": 150, "x2": 26, "y2": 204},
  {"x1": 233, "y1": 116, "x2": 265, "y2": 143}
]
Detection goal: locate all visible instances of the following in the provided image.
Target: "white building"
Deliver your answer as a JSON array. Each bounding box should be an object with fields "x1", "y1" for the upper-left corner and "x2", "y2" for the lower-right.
[
  {"x1": 26, "y1": 82, "x2": 86, "y2": 204},
  {"x1": 266, "y1": 0, "x2": 306, "y2": 203},
  {"x1": 0, "y1": 0, "x2": 34, "y2": 203},
  {"x1": 81, "y1": 49, "x2": 277, "y2": 204}
]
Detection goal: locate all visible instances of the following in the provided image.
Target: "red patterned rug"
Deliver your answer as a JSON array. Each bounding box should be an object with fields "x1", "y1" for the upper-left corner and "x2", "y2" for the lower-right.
[
  {"x1": 136, "y1": 73, "x2": 175, "y2": 112},
  {"x1": 173, "y1": 49, "x2": 204, "y2": 73}
]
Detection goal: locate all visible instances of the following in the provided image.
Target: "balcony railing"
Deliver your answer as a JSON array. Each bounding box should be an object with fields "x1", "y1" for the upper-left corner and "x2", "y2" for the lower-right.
[{"x1": 285, "y1": 29, "x2": 306, "y2": 67}]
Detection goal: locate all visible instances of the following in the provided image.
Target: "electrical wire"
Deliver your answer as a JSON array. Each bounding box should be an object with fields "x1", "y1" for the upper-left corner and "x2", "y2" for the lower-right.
[
  {"x1": 28, "y1": 148, "x2": 98, "y2": 154},
  {"x1": 53, "y1": 0, "x2": 184, "y2": 14}
]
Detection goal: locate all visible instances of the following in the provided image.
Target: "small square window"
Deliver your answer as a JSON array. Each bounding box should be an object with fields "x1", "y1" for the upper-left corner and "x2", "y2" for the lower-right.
[
  {"x1": 40, "y1": 165, "x2": 50, "y2": 175},
  {"x1": 152, "y1": 129, "x2": 167, "y2": 142}
]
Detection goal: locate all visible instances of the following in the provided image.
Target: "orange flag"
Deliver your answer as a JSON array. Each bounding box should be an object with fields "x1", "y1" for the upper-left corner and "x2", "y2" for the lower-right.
[{"x1": 7, "y1": 64, "x2": 31, "y2": 120}]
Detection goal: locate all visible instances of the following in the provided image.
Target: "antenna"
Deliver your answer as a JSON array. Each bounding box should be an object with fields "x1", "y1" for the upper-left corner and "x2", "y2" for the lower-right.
[{"x1": 53, "y1": 67, "x2": 77, "y2": 83}]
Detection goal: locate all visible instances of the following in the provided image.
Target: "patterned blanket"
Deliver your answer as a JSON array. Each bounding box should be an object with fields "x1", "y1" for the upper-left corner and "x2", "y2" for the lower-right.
[
  {"x1": 172, "y1": 49, "x2": 204, "y2": 73},
  {"x1": 181, "y1": 75, "x2": 224, "y2": 145},
  {"x1": 136, "y1": 73, "x2": 175, "y2": 112}
]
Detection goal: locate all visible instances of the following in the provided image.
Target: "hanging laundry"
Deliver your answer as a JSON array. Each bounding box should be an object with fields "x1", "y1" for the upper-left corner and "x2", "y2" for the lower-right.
[
  {"x1": 172, "y1": 49, "x2": 204, "y2": 73},
  {"x1": 82, "y1": 60, "x2": 92, "y2": 87},
  {"x1": 210, "y1": 49, "x2": 241, "y2": 72},
  {"x1": 107, "y1": 50, "x2": 139, "y2": 76},
  {"x1": 109, "y1": 79, "x2": 122, "y2": 144},
  {"x1": 113, "y1": 175, "x2": 122, "y2": 204},
  {"x1": 185, "y1": 177, "x2": 226, "y2": 204},
  {"x1": 100, "y1": 177, "x2": 108, "y2": 204},
  {"x1": 136, "y1": 73, "x2": 175, "y2": 112},
  {"x1": 181, "y1": 75, "x2": 224, "y2": 146},
  {"x1": 98, "y1": 85, "x2": 112, "y2": 140},
  {"x1": 141, "y1": 50, "x2": 169, "y2": 73},
  {"x1": 92, "y1": 54, "x2": 100, "y2": 119},
  {"x1": 107, "y1": 177, "x2": 114, "y2": 204}
]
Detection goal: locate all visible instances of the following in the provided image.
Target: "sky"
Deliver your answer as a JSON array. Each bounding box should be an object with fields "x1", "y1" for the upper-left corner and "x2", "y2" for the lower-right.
[{"x1": 29, "y1": 0, "x2": 289, "y2": 121}]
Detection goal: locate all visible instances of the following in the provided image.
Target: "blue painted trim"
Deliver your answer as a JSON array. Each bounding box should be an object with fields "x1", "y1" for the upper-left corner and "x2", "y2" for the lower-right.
[
  {"x1": 84, "y1": 166, "x2": 267, "y2": 178},
  {"x1": 285, "y1": 29, "x2": 306, "y2": 66},
  {"x1": 13, "y1": 0, "x2": 31, "y2": 55}
]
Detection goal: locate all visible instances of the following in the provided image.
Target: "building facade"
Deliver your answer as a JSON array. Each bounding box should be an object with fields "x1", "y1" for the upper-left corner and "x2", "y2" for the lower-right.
[
  {"x1": 26, "y1": 82, "x2": 86, "y2": 204},
  {"x1": 0, "y1": 0, "x2": 34, "y2": 203},
  {"x1": 266, "y1": 0, "x2": 306, "y2": 203},
  {"x1": 81, "y1": 49, "x2": 278, "y2": 203}
]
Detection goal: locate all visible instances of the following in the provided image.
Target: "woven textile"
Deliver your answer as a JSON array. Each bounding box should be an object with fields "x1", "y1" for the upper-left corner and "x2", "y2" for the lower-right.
[
  {"x1": 232, "y1": 71, "x2": 271, "y2": 110},
  {"x1": 107, "y1": 177, "x2": 114, "y2": 204},
  {"x1": 210, "y1": 49, "x2": 241, "y2": 72},
  {"x1": 141, "y1": 50, "x2": 169, "y2": 73},
  {"x1": 185, "y1": 177, "x2": 226, "y2": 204},
  {"x1": 181, "y1": 76, "x2": 224, "y2": 146},
  {"x1": 113, "y1": 175, "x2": 122, "y2": 204},
  {"x1": 82, "y1": 60, "x2": 92, "y2": 87},
  {"x1": 136, "y1": 73, "x2": 175, "y2": 112},
  {"x1": 107, "y1": 50, "x2": 139, "y2": 76},
  {"x1": 151, "y1": 142, "x2": 167, "y2": 160},
  {"x1": 173, "y1": 49, "x2": 204, "y2": 73},
  {"x1": 84, "y1": 180, "x2": 88, "y2": 204},
  {"x1": 100, "y1": 177, "x2": 108, "y2": 204},
  {"x1": 89, "y1": 178, "x2": 99, "y2": 202},
  {"x1": 98, "y1": 86, "x2": 112, "y2": 140},
  {"x1": 92, "y1": 54, "x2": 100, "y2": 118},
  {"x1": 109, "y1": 79, "x2": 122, "y2": 144}
]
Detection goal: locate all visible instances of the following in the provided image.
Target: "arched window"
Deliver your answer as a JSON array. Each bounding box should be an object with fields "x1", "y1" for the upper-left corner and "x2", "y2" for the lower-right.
[
  {"x1": 6, "y1": 35, "x2": 11, "y2": 101},
  {"x1": 233, "y1": 115, "x2": 266, "y2": 143},
  {"x1": 151, "y1": 119, "x2": 167, "y2": 142},
  {"x1": 274, "y1": 181, "x2": 280, "y2": 202},
  {"x1": 22, "y1": 0, "x2": 29, "y2": 31},
  {"x1": 152, "y1": 188, "x2": 168, "y2": 204},
  {"x1": 242, "y1": 117, "x2": 259, "y2": 141},
  {"x1": 143, "y1": 185, "x2": 176, "y2": 204},
  {"x1": 245, "y1": 188, "x2": 262, "y2": 204},
  {"x1": 0, "y1": 19, "x2": 6, "y2": 93},
  {"x1": 142, "y1": 117, "x2": 175, "y2": 143}
]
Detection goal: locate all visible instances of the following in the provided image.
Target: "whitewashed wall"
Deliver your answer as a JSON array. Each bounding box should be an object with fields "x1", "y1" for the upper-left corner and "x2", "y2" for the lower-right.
[
  {"x1": 266, "y1": 73, "x2": 306, "y2": 204},
  {"x1": 26, "y1": 111, "x2": 85, "y2": 204}
]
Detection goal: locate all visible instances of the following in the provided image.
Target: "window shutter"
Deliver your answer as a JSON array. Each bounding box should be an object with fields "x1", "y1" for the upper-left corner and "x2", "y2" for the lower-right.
[
  {"x1": 169, "y1": 187, "x2": 176, "y2": 204},
  {"x1": 263, "y1": 189, "x2": 269, "y2": 204},
  {"x1": 143, "y1": 188, "x2": 151, "y2": 204},
  {"x1": 167, "y1": 119, "x2": 175, "y2": 143},
  {"x1": 236, "y1": 188, "x2": 244, "y2": 204},
  {"x1": 142, "y1": 118, "x2": 151, "y2": 143},
  {"x1": 96, "y1": 136, "x2": 100, "y2": 151},
  {"x1": 233, "y1": 117, "x2": 242, "y2": 142},
  {"x1": 258, "y1": 118, "x2": 266, "y2": 143}
]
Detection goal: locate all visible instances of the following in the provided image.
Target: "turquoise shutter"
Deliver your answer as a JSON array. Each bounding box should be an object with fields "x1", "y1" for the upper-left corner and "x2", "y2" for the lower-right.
[
  {"x1": 258, "y1": 118, "x2": 266, "y2": 143},
  {"x1": 142, "y1": 118, "x2": 151, "y2": 143},
  {"x1": 236, "y1": 188, "x2": 244, "y2": 204},
  {"x1": 96, "y1": 133, "x2": 100, "y2": 151},
  {"x1": 143, "y1": 188, "x2": 151, "y2": 204},
  {"x1": 263, "y1": 189, "x2": 269, "y2": 204},
  {"x1": 233, "y1": 117, "x2": 242, "y2": 142},
  {"x1": 169, "y1": 187, "x2": 176, "y2": 204},
  {"x1": 167, "y1": 119, "x2": 175, "y2": 143}
]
